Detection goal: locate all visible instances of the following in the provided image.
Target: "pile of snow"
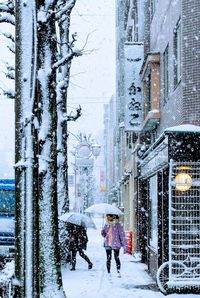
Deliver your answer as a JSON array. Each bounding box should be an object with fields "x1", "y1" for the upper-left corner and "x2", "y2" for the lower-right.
[{"x1": 0, "y1": 260, "x2": 14, "y2": 286}]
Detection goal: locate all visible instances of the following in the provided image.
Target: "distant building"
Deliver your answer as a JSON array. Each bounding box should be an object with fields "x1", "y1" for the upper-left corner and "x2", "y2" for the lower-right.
[{"x1": 103, "y1": 95, "x2": 118, "y2": 204}]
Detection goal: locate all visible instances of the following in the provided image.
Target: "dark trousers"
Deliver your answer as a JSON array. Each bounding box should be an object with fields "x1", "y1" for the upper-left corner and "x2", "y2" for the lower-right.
[
  {"x1": 106, "y1": 249, "x2": 120, "y2": 273},
  {"x1": 71, "y1": 249, "x2": 91, "y2": 269}
]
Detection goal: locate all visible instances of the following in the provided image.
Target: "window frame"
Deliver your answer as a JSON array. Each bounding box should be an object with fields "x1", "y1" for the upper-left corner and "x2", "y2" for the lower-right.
[
  {"x1": 145, "y1": 73, "x2": 151, "y2": 114},
  {"x1": 150, "y1": 174, "x2": 158, "y2": 249},
  {"x1": 163, "y1": 44, "x2": 169, "y2": 102},
  {"x1": 174, "y1": 19, "x2": 182, "y2": 88}
]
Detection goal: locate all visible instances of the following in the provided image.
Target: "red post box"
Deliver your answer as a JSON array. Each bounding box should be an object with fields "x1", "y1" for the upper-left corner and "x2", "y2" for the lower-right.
[{"x1": 125, "y1": 231, "x2": 132, "y2": 255}]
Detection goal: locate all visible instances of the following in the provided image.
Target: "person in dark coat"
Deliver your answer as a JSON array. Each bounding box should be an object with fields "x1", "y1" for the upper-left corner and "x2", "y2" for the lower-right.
[{"x1": 67, "y1": 223, "x2": 93, "y2": 271}]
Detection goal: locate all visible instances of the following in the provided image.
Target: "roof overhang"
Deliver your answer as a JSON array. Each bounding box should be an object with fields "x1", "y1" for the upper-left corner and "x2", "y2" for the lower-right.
[
  {"x1": 140, "y1": 52, "x2": 160, "y2": 80},
  {"x1": 164, "y1": 124, "x2": 200, "y2": 134},
  {"x1": 141, "y1": 124, "x2": 200, "y2": 160},
  {"x1": 141, "y1": 110, "x2": 160, "y2": 132}
]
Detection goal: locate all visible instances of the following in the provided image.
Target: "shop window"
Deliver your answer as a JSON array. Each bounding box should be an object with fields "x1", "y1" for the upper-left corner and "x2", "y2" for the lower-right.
[
  {"x1": 174, "y1": 19, "x2": 182, "y2": 87},
  {"x1": 163, "y1": 44, "x2": 169, "y2": 102},
  {"x1": 150, "y1": 174, "x2": 158, "y2": 249}
]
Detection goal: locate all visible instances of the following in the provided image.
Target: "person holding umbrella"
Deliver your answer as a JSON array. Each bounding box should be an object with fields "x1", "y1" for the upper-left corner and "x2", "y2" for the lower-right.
[
  {"x1": 67, "y1": 223, "x2": 93, "y2": 271},
  {"x1": 101, "y1": 214, "x2": 127, "y2": 277},
  {"x1": 59, "y1": 212, "x2": 95, "y2": 271}
]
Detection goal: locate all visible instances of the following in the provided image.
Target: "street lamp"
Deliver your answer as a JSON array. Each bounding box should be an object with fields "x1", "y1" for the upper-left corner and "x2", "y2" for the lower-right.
[
  {"x1": 72, "y1": 136, "x2": 101, "y2": 212},
  {"x1": 174, "y1": 166, "x2": 192, "y2": 191},
  {"x1": 91, "y1": 143, "x2": 101, "y2": 158},
  {"x1": 76, "y1": 141, "x2": 101, "y2": 159}
]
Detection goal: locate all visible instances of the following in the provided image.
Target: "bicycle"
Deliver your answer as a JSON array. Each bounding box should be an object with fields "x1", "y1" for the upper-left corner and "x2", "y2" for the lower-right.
[{"x1": 157, "y1": 255, "x2": 200, "y2": 295}]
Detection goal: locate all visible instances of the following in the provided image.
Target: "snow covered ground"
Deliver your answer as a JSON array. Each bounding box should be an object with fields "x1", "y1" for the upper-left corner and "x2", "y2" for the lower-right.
[{"x1": 61, "y1": 217, "x2": 198, "y2": 298}]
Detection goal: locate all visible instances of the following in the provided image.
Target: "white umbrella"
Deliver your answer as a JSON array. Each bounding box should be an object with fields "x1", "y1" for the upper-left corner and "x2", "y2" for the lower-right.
[
  {"x1": 85, "y1": 203, "x2": 123, "y2": 216},
  {"x1": 59, "y1": 212, "x2": 96, "y2": 229}
]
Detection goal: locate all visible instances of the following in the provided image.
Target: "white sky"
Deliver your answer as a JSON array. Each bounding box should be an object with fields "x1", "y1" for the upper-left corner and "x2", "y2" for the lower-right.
[
  {"x1": 0, "y1": 20, "x2": 15, "y2": 179},
  {"x1": 0, "y1": 22, "x2": 14, "y2": 96},
  {"x1": 0, "y1": 99, "x2": 14, "y2": 178},
  {"x1": 68, "y1": 0, "x2": 116, "y2": 142},
  {"x1": 67, "y1": 0, "x2": 116, "y2": 196},
  {"x1": 0, "y1": 0, "x2": 116, "y2": 183},
  {"x1": 0, "y1": 0, "x2": 116, "y2": 142}
]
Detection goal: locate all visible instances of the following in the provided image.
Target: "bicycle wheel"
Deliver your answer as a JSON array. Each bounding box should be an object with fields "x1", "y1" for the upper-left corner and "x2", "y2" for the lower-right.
[
  {"x1": 157, "y1": 261, "x2": 186, "y2": 295},
  {"x1": 157, "y1": 262, "x2": 170, "y2": 295}
]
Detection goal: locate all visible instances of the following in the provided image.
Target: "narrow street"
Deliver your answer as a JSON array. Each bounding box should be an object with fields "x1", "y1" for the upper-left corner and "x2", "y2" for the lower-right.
[{"x1": 62, "y1": 217, "x2": 197, "y2": 298}]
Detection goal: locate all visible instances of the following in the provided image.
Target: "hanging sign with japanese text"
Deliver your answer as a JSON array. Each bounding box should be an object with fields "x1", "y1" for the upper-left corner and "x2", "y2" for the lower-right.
[{"x1": 124, "y1": 43, "x2": 143, "y2": 132}]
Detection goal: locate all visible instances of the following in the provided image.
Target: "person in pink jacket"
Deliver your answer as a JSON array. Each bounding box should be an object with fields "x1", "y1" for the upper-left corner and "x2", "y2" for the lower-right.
[{"x1": 101, "y1": 214, "x2": 127, "y2": 276}]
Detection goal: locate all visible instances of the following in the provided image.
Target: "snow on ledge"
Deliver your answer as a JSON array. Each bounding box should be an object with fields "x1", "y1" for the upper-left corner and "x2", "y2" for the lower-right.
[
  {"x1": 0, "y1": 261, "x2": 15, "y2": 285},
  {"x1": 164, "y1": 124, "x2": 200, "y2": 133}
]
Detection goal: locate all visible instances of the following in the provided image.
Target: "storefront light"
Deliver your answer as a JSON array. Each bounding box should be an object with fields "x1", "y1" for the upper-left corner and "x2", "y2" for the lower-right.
[{"x1": 174, "y1": 172, "x2": 192, "y2": 191}]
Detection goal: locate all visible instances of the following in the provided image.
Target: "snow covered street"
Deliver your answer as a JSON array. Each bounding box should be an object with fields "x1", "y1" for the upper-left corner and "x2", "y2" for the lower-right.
[{"x1": 61, "y1": 217, "x2": 198, "y2": 298}]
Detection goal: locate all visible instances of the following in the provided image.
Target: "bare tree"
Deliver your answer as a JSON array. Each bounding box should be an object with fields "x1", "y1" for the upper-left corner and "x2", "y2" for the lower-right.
[
  {"x1": 1, "y1": 0, "x2": 83, "y2": 296},
  {"x1": 36, "y1": 1, "x2": 65, "y2": 296},
  {"x1": 56, "y1": 0, "x2": 81, "y2": 215},
  {"x1": 14, "y1": 0, "x2": 81, "y2": 297}
]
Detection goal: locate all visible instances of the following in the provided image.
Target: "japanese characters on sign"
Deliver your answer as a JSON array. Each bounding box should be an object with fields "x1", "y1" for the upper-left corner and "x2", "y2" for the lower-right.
[{"x1": 124, "y1": 43, "x2": 143, "y2": 132}]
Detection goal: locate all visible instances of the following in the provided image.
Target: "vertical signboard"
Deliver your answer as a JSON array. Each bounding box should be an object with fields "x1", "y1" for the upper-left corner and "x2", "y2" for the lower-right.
[
  {"x1": 124, "y1": 43, "x2": 144, "y2": 132},
  {"x1": 100, "y1": 170, "x2": 106, "y2": 192}
]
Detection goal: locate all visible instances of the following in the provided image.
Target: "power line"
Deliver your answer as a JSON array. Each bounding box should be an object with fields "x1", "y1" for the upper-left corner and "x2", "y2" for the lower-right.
[
  {"x1": 71, "y1": 14, "x2": 115, "y2": 17},
  {"x1": 68, "y1": 101, "x2": 109, "y2": 104},
  {"x1": 68, "y1": 96, "x2": 113, "y2": 99}
]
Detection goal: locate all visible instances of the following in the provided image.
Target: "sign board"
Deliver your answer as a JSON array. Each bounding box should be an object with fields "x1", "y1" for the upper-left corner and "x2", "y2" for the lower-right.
[
  {"x1": 124, "y1": 43, "x2": 143, "y2": 132},
  {"x1": 76, "y1": 157, "x2": 94, "y2": 168},
  {"x1": 100, "y1": 170, "x2": 106, "y2": 192}
]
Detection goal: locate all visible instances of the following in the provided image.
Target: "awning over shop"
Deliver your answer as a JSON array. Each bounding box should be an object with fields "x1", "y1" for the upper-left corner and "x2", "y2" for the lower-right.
[{"x1": 164, "y1": 124, "x2": 200, "y2": 134}]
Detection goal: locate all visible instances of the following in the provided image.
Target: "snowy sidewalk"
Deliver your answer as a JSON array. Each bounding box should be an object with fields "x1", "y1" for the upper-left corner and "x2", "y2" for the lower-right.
[{"x1": 61, "y1": 217, "x2": 197, "y2": 298}]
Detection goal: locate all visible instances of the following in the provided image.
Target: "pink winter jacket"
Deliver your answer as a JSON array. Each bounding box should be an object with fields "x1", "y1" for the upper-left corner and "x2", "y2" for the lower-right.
[{"x1": 101, "y1": 223, "x2": 128, "y2": 251}]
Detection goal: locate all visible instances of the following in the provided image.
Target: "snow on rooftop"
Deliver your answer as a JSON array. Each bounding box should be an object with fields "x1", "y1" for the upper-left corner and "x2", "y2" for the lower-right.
[{"x1": 165, "y1": 124, "x2": 200, "y2": 133}]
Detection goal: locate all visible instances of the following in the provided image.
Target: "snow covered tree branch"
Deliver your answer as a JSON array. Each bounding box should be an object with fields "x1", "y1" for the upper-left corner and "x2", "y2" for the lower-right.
[
  {"x1": 0, "y1": 1, "x2": 15, "y2": 98},
  {"x1": 0, "y1": 86, "x2": 14, "y2": 98},
  {"x1": 66, "y1": 105, "x2": 82, "y2": 122},
  {"x1": 56, "y1": 0, "x2": 76, "y2": 20},
  {"x1": 0, "y1": 12, "x2": 15, "y2": 25},
  {"x1": 2, "y1": 31, "x2": 15, "y2": 42},
  {"x1": 53, "y1": 48, "x2": 82, "y2": 69},
  {"x1": 5, "y1": 64, "x2": 15, "y2": 79},
  {"x1": 0, "y1": 0, "x2": 14, "y2": 14}
]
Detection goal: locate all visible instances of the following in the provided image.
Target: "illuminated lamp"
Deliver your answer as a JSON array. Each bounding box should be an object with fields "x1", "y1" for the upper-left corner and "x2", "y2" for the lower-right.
[{"x1": 174, "y1": 170, "x2": 192, "y2": 191}]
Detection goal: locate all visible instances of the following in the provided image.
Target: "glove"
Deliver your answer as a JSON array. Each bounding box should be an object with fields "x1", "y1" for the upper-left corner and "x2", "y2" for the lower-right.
[{"x1": 101, "y1": 229, "x2": 106, "y2": 237}]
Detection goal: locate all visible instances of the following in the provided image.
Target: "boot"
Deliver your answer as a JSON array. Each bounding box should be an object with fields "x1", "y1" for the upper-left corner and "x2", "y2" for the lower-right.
[
  {"x1": 88, "y1": 262, "x2": 93, "y2": 270},
  {"x1": 70, "y1": 267, "x2": 76, "y2": 271}
]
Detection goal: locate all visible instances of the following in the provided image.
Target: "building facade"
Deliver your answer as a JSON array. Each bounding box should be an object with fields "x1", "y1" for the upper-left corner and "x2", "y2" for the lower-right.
[
  {"x1": 138, "y1": 0, "x2": 200, "y2": 280},
  {"x1": 104, "y1": 0, "x2": 200, "y2": 287}
]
